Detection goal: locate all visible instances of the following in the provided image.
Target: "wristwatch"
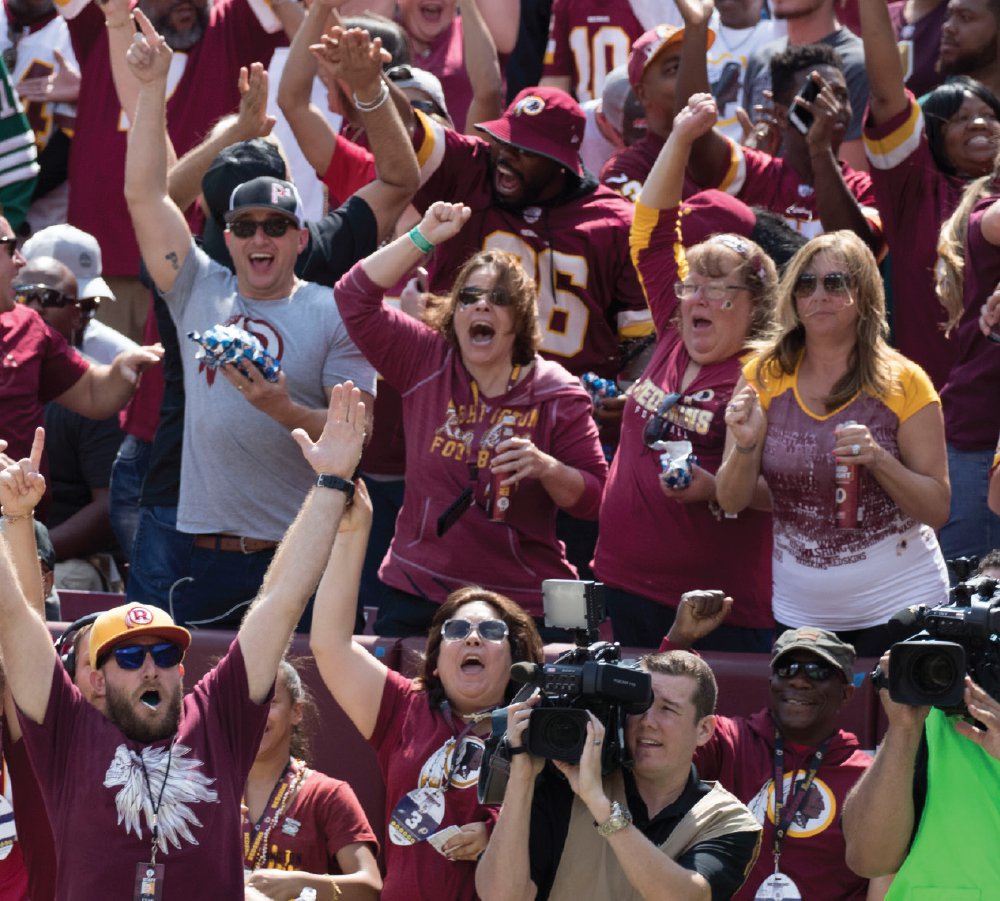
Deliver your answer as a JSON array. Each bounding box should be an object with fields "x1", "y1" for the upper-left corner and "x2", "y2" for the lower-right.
[
  {"x1": 316, "y1": 474, "x2": 355, "y2": 504},
  {"x1": 595, "y1": 801, "x2": 632, "y2": 837}
]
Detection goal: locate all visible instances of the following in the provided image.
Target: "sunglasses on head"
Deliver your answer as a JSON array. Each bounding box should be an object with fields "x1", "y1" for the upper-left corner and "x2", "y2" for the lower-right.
[
  {"x1": 643, "y1": 391, "x2": 683, "y2": 449},
  {"x1": 793, "y1": 271, "x2": 852, "y2": 300},
  {"x1": 227, "y1": 217, "x2": 295, "y2": 239},
  {"x1": 457, "y1": 285, "x2": 512, "y2": 307},
  {"x1": 109, "y1": 642, "x2": 184, "y2": 670},
  {"x1": 15, "y1": 285, "x2": 78, "y2": 308},
  {"x1": 0, "y1": 236, "x2": 16, "y2": 257},
  {"x1": 773, "y1": 660, "x2": 837, "y2": 682},
  {"x1": 440, "y1": 618, "x2": 509, "y2": 643}
]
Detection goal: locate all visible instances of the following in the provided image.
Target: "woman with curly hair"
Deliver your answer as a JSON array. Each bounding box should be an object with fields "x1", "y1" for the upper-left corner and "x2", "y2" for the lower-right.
[
  {"x1": 717, "y1": 230, "x2": 950, "y2": 655},
  {"x1": 333, "y1": 200, "x2": 608, "y2": 636},
  {"x1": 310, "y1": 482, "x2": 544, "y2": 901}
]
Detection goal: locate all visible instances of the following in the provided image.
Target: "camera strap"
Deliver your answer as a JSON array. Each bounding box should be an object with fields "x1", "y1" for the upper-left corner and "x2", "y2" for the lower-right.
[{"x1": 770, "y1": 732, "x2": 831, "y2": 868}]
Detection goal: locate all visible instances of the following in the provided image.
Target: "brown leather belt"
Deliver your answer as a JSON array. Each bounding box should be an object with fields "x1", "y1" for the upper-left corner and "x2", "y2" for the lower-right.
[{"x1": 192, "y1": 534, "x2": 279, "y2": 554}]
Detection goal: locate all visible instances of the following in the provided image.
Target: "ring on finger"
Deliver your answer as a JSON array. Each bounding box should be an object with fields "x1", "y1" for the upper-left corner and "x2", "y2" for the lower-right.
[{"x1": 851, "y1": 443, "x2": 860, "y2": 456}]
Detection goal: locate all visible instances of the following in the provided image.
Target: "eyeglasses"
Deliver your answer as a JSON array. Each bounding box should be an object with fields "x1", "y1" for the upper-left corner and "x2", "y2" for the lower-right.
[
  {"x1": 227, "y1": 217, "x2": 296, "y2": 239},
  {"x1": 15, "y1": 285, "x2": 78, "y2": 308},
  {"x1": 457, "y1": 285, "x2": 512, "y2": 307},
  {"x1": 792, "y1": 271, "x2": 852, "y2": 300},
  {"x1": 773, "y1": 661, "x2": 837, "y2": 682},
  {"x1": 108, "y1": 642, "x2": 184, "y2": 670},
  {"x1": 440, "y1": 618, "x2": 509, "y2": 643},
  {"x1": 643, "y1": 391, "x2": 682, "y2": 448},
  {"x1": 0, "y1": 236, "x2": 17, "y2": 258},
  {"x1": 674, "y1": 281, "x2": 746, "y2": 304}
]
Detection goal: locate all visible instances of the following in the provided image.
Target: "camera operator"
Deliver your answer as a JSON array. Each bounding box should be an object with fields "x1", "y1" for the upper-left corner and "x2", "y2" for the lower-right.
[
  {"x1": 663, "y1": 591, "x2": 893, "y2": 900},
  {"x1": 475, "y1": 652, "x2": 762, "y2": 901},
  {"x1": 842, "y1": 654, "x2": 1000, "y2": 895}
]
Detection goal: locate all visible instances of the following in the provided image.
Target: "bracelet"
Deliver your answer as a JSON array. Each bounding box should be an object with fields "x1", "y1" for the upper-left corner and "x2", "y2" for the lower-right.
[
  {"x1": 105, "y1": 14, "x2": 135, "y2": 28},
  {"x1": 734, "y1": 441, "x2": 758, "y2": 455},
  {"x1": 316, "y1": 474, "x2": 356, "y2": 505},
  {"x1": 0, "y1": 510, "x2": 33, "y2": 524},
  {"x1": 352, "y1": 80, "x2": 389, "y2": 113},
  {"x1": 408, "y1": 226, "x2": 435, "y2": 254}
]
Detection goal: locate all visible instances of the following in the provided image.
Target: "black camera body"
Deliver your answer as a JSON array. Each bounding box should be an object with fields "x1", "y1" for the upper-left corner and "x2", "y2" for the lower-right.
[
  {"x1": 477, "y1": 581, "x2": 653, "y2": 805},
  {"x1": 877, "y1": 576, "x2": 1000, "y2": 710}
]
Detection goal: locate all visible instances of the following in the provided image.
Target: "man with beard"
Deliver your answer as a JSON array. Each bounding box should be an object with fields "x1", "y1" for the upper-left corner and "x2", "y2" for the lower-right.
[
  {"x1": 0, "y1": 380, "x2": 368, "y2": 900},
  {"x1": 53, "y1": 0, "x2": 295, "y2": 340},
  {"x1": 936, "y1": 0, "x2": 1000, "y2": 98}
]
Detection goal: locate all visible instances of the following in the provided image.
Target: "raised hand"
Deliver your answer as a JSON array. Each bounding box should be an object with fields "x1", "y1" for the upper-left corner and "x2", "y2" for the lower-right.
[
  {"x1": 724, "y1": 384, "x2": 766, "y2": 452},
  {"x1": 417, "y1": 201, "x2": 472, "y2": 246},
  {"x1": 0, "y1": 428, "x2": 46, "y2": 519},
  {"x1": 235, "y1": 63, "x2": 276, "y2": 140},
  {"x1": 291, "y1": 381, "x2": 366, "y2": 479},
  {"x1": 125, "y1": 9, "x2": 173, "y2": 84},
  {"x1": 335, "y1": 26, "x2": 391, "y2": 95},
  {"x1": 16, "y1": 49, "x2": 81, "y2": 104},
  {"x1": 672, "y1": 93, "x2": 718, "y2": 144},
  {"x1": 667, "y1": 589, "x2": 733, "y2": 647},
  {"x1": 674, "y1": 0, "x2": 715, "y2": 28}
]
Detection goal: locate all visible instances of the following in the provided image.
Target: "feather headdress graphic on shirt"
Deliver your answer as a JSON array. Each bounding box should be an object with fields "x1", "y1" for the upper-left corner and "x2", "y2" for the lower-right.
[{"x1": 104, "y1": 744, "x2": 219, "y2": 853}]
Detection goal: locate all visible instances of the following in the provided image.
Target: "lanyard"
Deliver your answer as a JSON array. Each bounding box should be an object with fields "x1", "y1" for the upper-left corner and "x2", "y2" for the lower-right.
[
  {"x1": 138, "y1": 743, "x2": 174, "y2": 867},
  {"x1": 243, "y1": 758, "x2": 307, "y2": 870},
  {"x1": 770, "y1": 732, "x2": 831, "y2": 871}
]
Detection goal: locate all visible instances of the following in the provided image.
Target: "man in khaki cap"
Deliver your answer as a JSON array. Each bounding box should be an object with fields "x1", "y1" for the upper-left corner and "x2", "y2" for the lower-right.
[{"x1": 0, "y1": 382, "x2": 366, "y2": 900}]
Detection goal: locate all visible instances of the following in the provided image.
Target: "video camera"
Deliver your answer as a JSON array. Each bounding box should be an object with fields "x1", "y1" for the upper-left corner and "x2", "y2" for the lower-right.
[
  {"x1": 478, "y1": 580, "x2": 652, "y2": 805},
  {"x1": 873, "y1": 576, "x2": 1000, "y2": 710}
]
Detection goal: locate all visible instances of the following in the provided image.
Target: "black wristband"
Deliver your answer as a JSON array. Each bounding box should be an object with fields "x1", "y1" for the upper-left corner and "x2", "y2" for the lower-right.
[
  {"x1": 316, "y1": 474, "x2": 355, "y2": 504},
  {"x1": 508, "y1": 745, "x2": 528, "y2": 756}
]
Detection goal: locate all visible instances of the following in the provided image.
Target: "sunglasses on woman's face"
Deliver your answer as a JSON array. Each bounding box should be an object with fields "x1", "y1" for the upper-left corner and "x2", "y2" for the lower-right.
[
  {"x1": 792, "y1": 271, "x2": 852, "y2": 300},
  {"x1": 107, "y1": 642, "x2": 184, "y2": 670},
  {"x1": 0, "y1": 236, "x2": 17, "y2": 257},
  {"x1": 227, "y1": 217, "x2": 295, "y2": 239},
  {"x1": 457, "y1": 285, "x2": 512, "y2": 307},
  {"x1": 772, "y1": 661, "x2": 836, "y2": 682},
  {"x1": 440, "y1": 618, "x2": 509, "y2": 643},
  {"x1": 15, "y1": 285, "x2": 78, "y2": 308}
]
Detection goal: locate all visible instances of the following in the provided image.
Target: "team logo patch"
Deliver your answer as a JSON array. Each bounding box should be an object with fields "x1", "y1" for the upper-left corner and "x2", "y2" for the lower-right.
[
  {"x1": 125, "y1": 606, "x2": 155, "y2": 627},
  {"x1": 514, "y1": 95, "x2": 546, "y2": 116},
  {"x1": 271, "y1": 182, "x2": 293, "y2": 203}
]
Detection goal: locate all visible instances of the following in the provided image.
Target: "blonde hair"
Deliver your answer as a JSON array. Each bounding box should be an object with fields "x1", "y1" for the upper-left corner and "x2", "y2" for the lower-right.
[
  {"x1": 752, "y1": 231, "x2": 897, "y2": 412},
  {"x1": 936, "y1": 158, "x2": 1000, "y2": 335}
]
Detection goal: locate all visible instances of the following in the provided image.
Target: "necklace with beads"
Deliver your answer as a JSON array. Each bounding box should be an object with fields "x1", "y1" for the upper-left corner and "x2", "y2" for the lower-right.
[{"x1": 243, "y1": 757, "x2": 308, "y2": 870}]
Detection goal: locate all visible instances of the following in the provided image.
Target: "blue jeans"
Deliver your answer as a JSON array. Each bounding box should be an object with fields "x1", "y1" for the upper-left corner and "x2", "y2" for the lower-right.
[
  {"x1": 605, "y1": 586, "x2": 774, "y2": 652},
  {"x1": 108, "y1": 436, "x2": 151, "y2": 564},
  {"x1": 939, "y1": 445, "x2": 1000, "y2": 564}
]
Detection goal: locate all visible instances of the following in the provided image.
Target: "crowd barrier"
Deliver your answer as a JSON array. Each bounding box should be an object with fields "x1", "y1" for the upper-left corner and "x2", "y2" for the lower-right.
[{"x1": 48, "y1": 593, "x2": 886, "y2": 845}]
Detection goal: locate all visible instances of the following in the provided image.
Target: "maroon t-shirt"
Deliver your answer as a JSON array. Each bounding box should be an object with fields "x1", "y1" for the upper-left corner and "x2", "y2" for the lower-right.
[
  {"x1": 406, "y1": 16, "x2": 473, "y2": 132},
  {"x1": 17, "y1": 641, "x2": 269, "y2": 901},
  {"x1": 242, "y1": 767, "x2": 378, "y2": 874},
  {"x1": 941, "y1": 198, "x2": 1000, "y2": 449},
  {"x1": 4, "y1": 721, "x2": 54, "y2": 901},
  {"x1": 696, "y1": 709, "x2": 872, "y2": 901}
]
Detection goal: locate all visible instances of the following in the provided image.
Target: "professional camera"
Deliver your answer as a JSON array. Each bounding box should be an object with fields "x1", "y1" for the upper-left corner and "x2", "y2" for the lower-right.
[
  {"x1": 478, "y1": 580, "x2": 653, "y2": 804},
  {"x1": 874, "y1": 576, "x2": 1000, "y2": 710}
]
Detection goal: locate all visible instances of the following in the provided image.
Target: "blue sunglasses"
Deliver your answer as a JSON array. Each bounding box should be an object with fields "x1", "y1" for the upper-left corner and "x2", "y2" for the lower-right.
[{"x1": 108, "y1": 642, "x2": 184, "y2": 670}]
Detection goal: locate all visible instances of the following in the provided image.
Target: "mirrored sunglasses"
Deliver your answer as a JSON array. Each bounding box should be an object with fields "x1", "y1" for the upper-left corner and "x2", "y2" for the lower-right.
[
  {"x1": 773, "y1": 660, "x2": 836, "y2": 682},
  {"x1": 440, "y1": 618, "x2": 509, "y2": 643},
  {"x1": 228, "y1": 217, "x2": 295, "y2": 239},
  {"x1": 457, "y1": 285, "x2": 512, "y2": 307},
  {"x1": 793, "y1": 271, "x2": 851, "y2": 300},
  {"x1": 15, "y1": 285, "x2": 77, "y2": 308},
  {"x1": 111, "y1": 642, "x2": 184, "y2": 670}
]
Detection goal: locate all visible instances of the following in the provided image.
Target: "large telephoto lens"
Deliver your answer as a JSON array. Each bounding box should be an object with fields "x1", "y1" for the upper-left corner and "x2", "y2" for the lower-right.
[
  {"x1": 528, "y1": 709, "x2": 589, "y2": 762},
  {"x1": 910, "y1": 650, "x2": 959, "y2": 697}
]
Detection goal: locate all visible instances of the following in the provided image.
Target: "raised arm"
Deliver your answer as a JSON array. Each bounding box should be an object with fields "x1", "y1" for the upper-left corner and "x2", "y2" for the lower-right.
[
  {"x1": 168, "y1": 63, "x2": 276, "y2": 211},
  {"x1": 277, "y1": 0, "x2": 343, "y2": 177},
  {"x1": 641, "y1": 93, "x2": 718, "y2": 210},
  {"x1": 308, "y1": 479, "x2": 388, "y2": 740},
  {"x1": 859, "y1": 0, "x2": 909, "y2": 126},
  {"x1": 312, "y1": 26, "x2": 421, "y2": 242},
  {"x1": 715, "y1": 378, "x2": 768, "y2": 513},
  {"x1": 0, "y1": 434, "x2": 61, "y2": 726},
  {"x1": 122, "y1": 10, "x2": 195, "y2": 294},
  {"x1": 238, "y1": 382, "x2": 366, "y2": 703},
  {"x1": 458, "y1": 0, "x2": 504, "y2": 132},
  {"x1": 475, "y1": 0, "x2": 519, "y2": 54},
  {"x1": 673, "y1": 0, "x2": 732, "y2": 189}
]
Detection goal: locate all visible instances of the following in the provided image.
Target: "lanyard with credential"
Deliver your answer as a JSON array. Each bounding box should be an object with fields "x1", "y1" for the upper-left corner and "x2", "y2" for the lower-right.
[
  {"x1": 133, "y1": 742, "x2": 174, "y2": 901},
  {"x1": 770, "y1": 732, "x2": 831, "y2": 874}
]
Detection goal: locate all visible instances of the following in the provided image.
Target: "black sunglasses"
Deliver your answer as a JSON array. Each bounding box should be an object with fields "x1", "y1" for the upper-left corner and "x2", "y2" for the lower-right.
[
  {"x1": 78, "y1": 297, "x2": 102, "y2": 317},
  {"x1": 109, "y1": 642, "x2": 184, "y2": 670},
  {"x1": 0, "y1": 235, "x2": 17, "y2": 257},
  {"x1": 227, "y1": 217, "x2": 295, "y2": 239},
  {"x1": 457, "y1": 285, "x2": 512, "y2": 307},
  {"x1": 15, "y1": 285, "x2": 78, "y2": 308},
  {"x1": 773, "y1": 661, "x2": 836, "y2": 682},
  {"x1": 792, "y1": 271, "x2": 852, "y2": 300},
  {"x1": 441, "y1": 618, "x2": 509, "y2": 643},
  {"x1": 643, "y1": 391, "x2": 682, "y2": 448}
]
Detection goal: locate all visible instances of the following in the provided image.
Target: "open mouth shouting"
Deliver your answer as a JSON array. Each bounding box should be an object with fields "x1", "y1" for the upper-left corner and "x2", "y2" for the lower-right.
[
  {"x1": 460, "y1": 653, "x2": 485, "y2": 676},
  {"x1": 140, "y1": 689, "x2": 162, "y2": 710},
  {"x1": 469, "y1": 321, "x2": 496, "y2": 345},
  {"x1": 493, "y1": 160, "x2": 524, "y2": 200}
]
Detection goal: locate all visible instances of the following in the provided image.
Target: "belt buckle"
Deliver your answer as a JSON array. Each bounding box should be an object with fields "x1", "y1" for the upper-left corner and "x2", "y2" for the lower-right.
[{"x1": 239, "y1": 536, "x2": 253, "y2": 554}]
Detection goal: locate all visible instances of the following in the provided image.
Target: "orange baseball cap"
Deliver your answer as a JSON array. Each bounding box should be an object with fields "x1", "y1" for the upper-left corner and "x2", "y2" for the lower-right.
[{"x1": 90, "y1": 603, "x2": 192, "y2": 668}]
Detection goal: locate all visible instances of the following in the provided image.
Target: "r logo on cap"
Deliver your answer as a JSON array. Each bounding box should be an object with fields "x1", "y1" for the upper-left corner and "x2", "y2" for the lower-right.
[
  {"x1": 125, "y1": 606, "x2": 155, "y2": 627},
  {"x1": 514, "y1": 95, "x2": 546, "y2": 117}
]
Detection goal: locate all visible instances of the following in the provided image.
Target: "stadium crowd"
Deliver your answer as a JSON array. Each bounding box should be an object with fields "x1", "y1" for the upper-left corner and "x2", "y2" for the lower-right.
[{"x1": 3, "y1": 0, "x2": 1000, "y2": 896}]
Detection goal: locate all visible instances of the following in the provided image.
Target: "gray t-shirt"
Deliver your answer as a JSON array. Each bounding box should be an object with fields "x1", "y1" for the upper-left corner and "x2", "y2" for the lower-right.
[
  {"x1": 164, "y1": 245, "x2": 377, "y2": 540},
  {"x1": 742, "y1": 27, "x2": 870, "y2": 141}
]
